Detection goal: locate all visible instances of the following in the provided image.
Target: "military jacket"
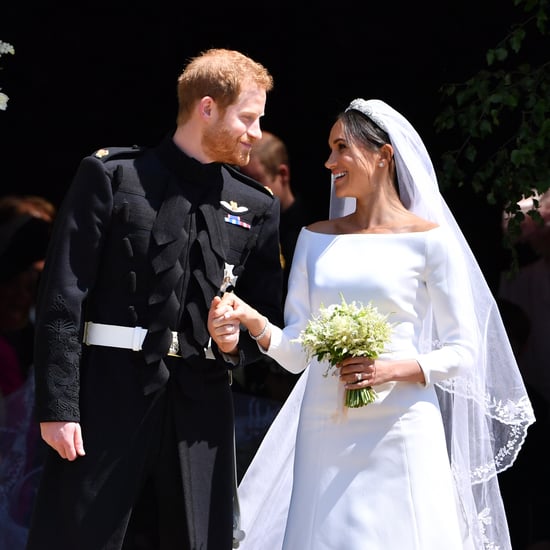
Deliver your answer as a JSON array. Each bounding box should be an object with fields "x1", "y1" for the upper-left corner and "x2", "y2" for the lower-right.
[{"x1": 33, "y1": 136, "x2": 284, "y2": 421}]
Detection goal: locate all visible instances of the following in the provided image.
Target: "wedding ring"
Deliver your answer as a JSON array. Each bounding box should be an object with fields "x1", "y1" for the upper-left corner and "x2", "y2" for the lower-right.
[{"x1": 356, "y1": 373, "x2": 362, "y2": 382}]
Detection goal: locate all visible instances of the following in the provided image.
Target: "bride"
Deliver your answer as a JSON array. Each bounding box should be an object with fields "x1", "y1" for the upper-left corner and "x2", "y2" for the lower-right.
[{"x1": 209, "y1": 98, "x2": 535, "y2": 550}]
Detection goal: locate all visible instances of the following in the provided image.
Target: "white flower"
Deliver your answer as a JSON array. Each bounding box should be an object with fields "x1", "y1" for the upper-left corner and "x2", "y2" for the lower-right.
[
  {"x1": 0, "y1": 91, "x2": 8, "y2": 110},
  {"x1": 295, "y1": 294, "x2": 393, "y2": 408},
  {"x1": 0, "y1": 40, "x2": 14, "y2": 111},
  {"x1": 0, "y1": 41, "x2": 15, "y2": 56}
]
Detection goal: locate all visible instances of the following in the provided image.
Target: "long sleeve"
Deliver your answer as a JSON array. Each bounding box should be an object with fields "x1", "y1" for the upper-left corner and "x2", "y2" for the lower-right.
[
  {"x1": 265, "y1": 229, "x2": 311, "y2": 374},
  {"x1": 415, "y1": 228, "x2": 478, "y2": 386},
  {"x1": 34, "y1": 156, "x2": 115, "y2": 421}
]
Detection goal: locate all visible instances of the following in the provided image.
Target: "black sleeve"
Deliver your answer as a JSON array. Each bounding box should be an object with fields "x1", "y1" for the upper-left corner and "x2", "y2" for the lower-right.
[{"x1": 33, "y1": 156, "x2": 114, "y2": 422}]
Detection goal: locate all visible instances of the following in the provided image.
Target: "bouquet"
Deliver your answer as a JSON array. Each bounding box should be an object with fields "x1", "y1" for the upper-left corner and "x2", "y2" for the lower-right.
[{"x1": 296, "y1": 294, "x2": 392, "y2": 408}]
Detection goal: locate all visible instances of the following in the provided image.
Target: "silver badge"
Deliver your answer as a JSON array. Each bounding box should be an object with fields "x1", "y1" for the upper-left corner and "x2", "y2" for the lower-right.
[{"x1": 220, "y1": 262, "x2": 238, "y2": 293}]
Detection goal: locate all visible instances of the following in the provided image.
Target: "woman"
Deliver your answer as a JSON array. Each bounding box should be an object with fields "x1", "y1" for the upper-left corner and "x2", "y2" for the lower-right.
[{"x1": 210, "y1": 99, "x2": 535, "y2": 550}]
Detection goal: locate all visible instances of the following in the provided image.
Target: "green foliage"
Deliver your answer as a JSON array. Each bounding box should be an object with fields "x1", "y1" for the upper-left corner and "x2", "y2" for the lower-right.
[{"x1": 434, "y1": 0, "x2": 550, "y2": 268}]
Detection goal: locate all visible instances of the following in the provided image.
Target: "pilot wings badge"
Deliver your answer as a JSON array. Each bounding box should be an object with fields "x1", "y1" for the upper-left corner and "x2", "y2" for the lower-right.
[{"x1": 220, "y1": 200, "x2": 249, "y2": 213}]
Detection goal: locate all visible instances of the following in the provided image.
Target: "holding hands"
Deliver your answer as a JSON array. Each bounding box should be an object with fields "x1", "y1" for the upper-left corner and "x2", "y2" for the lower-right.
[
  {"x1": 208, "y1": 293, "x2": 272, "y2": 354},
  {"x1": 208, "y1": 294, "x2": 424, "y2": 386}
]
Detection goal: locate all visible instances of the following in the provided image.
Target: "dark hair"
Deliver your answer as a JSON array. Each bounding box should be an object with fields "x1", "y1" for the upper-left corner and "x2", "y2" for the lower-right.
[
  {"x1": 0, "y1": 214, "x2": 51, "y2": 282},
  {"x1": 338, "y1": 109, "x2": 399, "y2": 194},
  {"x1": 339, "y1": 109, "x2": 390, "y2": 150}
]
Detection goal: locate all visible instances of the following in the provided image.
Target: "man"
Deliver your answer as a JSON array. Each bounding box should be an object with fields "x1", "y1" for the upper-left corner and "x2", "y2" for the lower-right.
[{"x1": 27, "y1": 48, "x2": 283, "y2": 550}]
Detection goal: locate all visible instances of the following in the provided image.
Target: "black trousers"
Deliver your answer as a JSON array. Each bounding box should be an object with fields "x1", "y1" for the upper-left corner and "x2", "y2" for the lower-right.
[{"x1": 26, "y1": 359, "x2": 235, "y2": 550}]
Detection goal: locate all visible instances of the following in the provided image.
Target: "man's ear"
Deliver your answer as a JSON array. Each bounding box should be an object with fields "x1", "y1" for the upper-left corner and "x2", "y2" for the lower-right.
[
  {"x1": 199, "y1": 96, "x2": 215, "y2": 119},
  {"x1": 278, "y1": 163, "x2": 291, "y2": 187}
]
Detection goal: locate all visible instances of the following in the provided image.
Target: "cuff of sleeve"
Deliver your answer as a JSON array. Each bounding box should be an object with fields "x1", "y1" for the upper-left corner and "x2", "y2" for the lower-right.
[
  {"x1": 206, "y1": 337, "x2": 241, "y2": 366},
  {"x1": 415, "y1": 355, "x2": 431, "y2": 387},
  {"x1": 258, "y1": 324, "x2": 283, "y2": 353},
  {"x1": 417, "y1": 347, "x2": 468, "y2": 387}
]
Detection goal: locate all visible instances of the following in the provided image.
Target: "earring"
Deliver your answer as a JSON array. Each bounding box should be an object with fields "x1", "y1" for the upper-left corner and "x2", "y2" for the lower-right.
[{"x1": 378, "y1": 161, "x2": 384, "y2": 168}]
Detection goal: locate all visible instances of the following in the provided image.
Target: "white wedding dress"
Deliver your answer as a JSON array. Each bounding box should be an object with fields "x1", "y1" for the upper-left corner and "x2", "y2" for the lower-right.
[{"x1": 237, "y1": 226, "x2": 479, "y2": 550}]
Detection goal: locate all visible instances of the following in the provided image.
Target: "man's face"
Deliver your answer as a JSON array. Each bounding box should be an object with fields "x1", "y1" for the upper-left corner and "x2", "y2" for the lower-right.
[{"x1": 202, "y1": 84, "x2": 266, "y2": 166}]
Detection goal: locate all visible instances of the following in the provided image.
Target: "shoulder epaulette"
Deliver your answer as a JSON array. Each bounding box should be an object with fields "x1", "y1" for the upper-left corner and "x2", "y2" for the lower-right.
[
  {"x1": 224, "y1": 163, "x2": 275, "y2": 199},
  {"x1": 91, "y1": 145, "x2": 147, "y2": 163}
]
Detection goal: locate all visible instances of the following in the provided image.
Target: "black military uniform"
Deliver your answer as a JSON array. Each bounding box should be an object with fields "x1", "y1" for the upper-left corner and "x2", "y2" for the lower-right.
[{"x1": 27, "y1": 136, "x2": 283, "y2": 550}]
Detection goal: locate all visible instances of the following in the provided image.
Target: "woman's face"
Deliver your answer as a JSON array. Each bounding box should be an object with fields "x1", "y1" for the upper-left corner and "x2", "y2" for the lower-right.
[{"x1": 324, "y1": 120, "x2": 378, "y2": 199}]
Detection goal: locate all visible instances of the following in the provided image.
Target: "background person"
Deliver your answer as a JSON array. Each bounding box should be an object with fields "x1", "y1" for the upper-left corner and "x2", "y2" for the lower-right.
[
  {"x1": 0, "y1": 195, "x2": 55, "y2": 549},
  {"x1": 499, "y1": 190, "x2": 550, "y2": 550},
  {"x1": 240, "y1": 131, "x2": 315, "y2": 297},
  {"x1": 233, "y1": 131, "x2": 315, "y2": 479},
  {"x1": 0, "y1": 195, "x2": 56, "y2": 392}
]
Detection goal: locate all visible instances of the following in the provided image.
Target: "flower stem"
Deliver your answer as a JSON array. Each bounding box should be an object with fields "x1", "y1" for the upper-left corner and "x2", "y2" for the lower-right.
[{"x1": 345, "y1": 386, "x2": 378, "y2": 408}]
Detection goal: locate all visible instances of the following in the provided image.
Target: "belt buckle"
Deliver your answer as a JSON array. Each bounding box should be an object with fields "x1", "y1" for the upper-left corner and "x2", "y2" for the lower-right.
[
  {"x1": 83, "y1": 321, "x2": 91, "y2": 345},
  {"x1": 168, "y1": 331, "x2": 181, "y2": 357}
]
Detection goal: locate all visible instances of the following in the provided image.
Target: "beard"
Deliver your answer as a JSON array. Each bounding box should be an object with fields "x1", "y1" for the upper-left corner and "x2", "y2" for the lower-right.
[{"x1": 202, "y1": 121, "x2": 250, "y2": 166}]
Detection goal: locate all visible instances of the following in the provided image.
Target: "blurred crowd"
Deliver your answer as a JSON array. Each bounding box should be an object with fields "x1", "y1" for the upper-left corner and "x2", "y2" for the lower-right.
[
  {"x1": 0, "y1": 194, "x2": 55, "y2": 548},
  {"x1": 498, "y1": 190, "x2": 550, "y2": 550}
]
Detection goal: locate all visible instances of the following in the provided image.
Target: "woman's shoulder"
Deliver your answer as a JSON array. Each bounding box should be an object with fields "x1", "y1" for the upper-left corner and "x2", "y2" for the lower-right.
[
  {"x1": 305, "y1": 214, "x2": 439, "y2": 235},
  {"x1": 398, "y1": 212, "x2": 438, "y2": 233},
  {"x1": 304, "y1": 219, "x2": 336, "y2": 234}
]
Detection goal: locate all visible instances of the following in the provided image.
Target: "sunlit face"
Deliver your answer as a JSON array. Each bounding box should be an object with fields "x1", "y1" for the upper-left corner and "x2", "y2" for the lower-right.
[
  {"x1": 202, "y1": 84, "x2": 266, "y2": 166},
  {"x1": 324, "y1": 120, "x2": 378, "y2": 199}
]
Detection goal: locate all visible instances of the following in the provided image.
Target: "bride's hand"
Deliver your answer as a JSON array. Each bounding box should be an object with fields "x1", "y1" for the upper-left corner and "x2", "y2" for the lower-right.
[{"x1": 339, "y1": 357, "x2": 378, "y2": 387}]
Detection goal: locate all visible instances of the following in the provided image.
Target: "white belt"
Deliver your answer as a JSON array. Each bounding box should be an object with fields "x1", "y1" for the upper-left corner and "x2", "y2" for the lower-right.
[{"x1": 83, "y1": 321, "x2": 181, "y2": 357}]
